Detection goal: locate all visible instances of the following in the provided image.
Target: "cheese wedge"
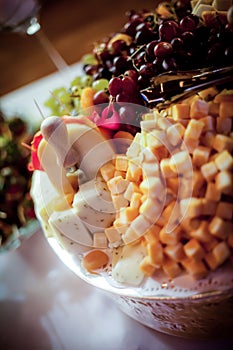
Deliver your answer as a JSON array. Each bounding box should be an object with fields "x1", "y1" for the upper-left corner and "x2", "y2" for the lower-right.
[
  {"x1": 48, "y1": 207, "x2": 92, "y2": 246},
  {"x1": 73, "y1": 175, "x2": 115, "y2": 233},
  {"x1": 66, "y1": 123, "x2": 115, "y2": 180}
]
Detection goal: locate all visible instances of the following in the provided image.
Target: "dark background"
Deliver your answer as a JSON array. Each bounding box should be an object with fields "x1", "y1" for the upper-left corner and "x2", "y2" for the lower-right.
[{"x1": 0, "y1": 0, "x2": 158, "y2": 96}]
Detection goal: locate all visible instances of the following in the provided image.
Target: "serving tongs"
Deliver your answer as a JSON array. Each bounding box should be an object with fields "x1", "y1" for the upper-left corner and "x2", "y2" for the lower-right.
[{"x1": 140, "y1": 65, "x2": 233, "y2": 110}]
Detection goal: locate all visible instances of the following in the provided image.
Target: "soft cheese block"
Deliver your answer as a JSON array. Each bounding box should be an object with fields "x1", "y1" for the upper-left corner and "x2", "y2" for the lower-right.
[
  {"x1": 66, "y1": 122, "x2": 115, "y2": 180},
  {"x1": 48, "y1": 207, "x2": 93, "y2": 246},
  {"x1": 73, "y1": 175, "x2": 115, "y2": 233}
]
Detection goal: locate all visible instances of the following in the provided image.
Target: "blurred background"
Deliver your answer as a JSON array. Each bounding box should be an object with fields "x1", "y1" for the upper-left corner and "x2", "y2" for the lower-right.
[{"x1": 0, "y1": 0, "x2": 157, "y2": 96}]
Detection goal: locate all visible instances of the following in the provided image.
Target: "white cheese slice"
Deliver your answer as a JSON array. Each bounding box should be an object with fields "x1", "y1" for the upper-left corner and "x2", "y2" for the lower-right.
[
  {"x1": 67, "y1": 123, "x2": 115, "y2": 180},
  {"x1": 48, "y1": 207, "x2": 92, "y2": 246},
  {"x1": 112, "y1": 244, "x2": 146, "y2": 286},
  {"x1": 73, "y1": 175, "x2": 115, "y2": 233}
]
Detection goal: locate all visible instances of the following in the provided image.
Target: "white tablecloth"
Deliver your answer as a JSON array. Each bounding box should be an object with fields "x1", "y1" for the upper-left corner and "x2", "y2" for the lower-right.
[{"x1": 0, "y1": 229, "x2": 232, "y2": 350}]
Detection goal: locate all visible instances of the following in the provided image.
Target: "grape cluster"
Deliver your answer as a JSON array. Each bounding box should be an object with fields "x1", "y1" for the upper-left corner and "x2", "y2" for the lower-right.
[
  {"x1": 44, "y1": 74, "x2": 110, "y2": 116},
  {"x1": 83, "y1": 1, "x2": 233, "y2": 105}
]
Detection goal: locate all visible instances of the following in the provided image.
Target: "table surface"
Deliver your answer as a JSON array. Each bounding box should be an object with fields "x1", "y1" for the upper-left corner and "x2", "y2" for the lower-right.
[{"x1": 1, "y1": 229, "x2": 233, "y2": 350}]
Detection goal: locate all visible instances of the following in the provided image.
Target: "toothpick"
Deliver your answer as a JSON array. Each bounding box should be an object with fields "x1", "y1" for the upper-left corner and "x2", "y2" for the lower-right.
[
  {"x1": 21, "y1": 142, "x2": 32, "y2": 151},
  {"x1": 34, "y1": 99, "x2": 46, "y2": 120}
]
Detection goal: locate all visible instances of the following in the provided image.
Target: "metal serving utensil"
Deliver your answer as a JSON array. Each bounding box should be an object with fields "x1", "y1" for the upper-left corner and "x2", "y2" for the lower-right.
[{"x1": 140, "y1": 65, "x2": 233, "y2": 110}]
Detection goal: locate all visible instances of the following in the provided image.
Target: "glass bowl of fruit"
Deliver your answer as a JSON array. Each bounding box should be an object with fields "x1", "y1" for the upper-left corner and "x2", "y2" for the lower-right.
[{"x1": 30, "y1": 0, "x2": 233, "y2": 339}]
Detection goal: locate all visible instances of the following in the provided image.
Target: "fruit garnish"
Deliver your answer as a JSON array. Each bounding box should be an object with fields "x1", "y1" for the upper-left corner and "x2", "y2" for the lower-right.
[{"x1": 27, "y1": 131, "x2": 43, "y2": 171}]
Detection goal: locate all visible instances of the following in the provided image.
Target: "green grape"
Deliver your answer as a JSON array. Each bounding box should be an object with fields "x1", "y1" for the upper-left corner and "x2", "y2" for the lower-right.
[
  {"x1": 73, "y1": 98, "x2": 81, "y2": 111},
  {"x1": 70, "y1": 76, "x2": 82, "y2": 87},
  {"x1": 82, "y1": 53, "x2": 98, "y2": 65},
  {"x1": 80, "y1": 75, "x2": 93, "y2": 88},
  {"x1": 92, "y1": 79, "x2": 109, "y2": 92},
  {"x1": 70, "y1": 86, "x2": 82, "y2": 98},
  {"x1": 59, "y1": 92, "x2": 72, "y2": 105},
  {"x1": 44, "y1": 96, "x2": 56, "y2": 109}
]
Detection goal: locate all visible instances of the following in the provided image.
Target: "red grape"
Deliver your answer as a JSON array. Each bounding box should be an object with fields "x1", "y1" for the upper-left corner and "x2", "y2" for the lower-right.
[
  {"x1": 122, "y1": 76, "x2": 137, "y2": 94},
  {"x1": 154, "y1": 42, "x2": 173, "y2": 58},
  {"x1": 159, "y1": 21, "x2": 179, "y2": 42},
  {"x1": 108, "y1": 77, "x2": 123, "y2": 97},
  {"x1": 180, "y1": 16, "x2": 196, "y2": 32},
  {"x1": 124, "y1": 69, "x2": 138, "y2": 82},
  {"x1": 93, "y1": 90, "x2": 109, "y2": 105}
]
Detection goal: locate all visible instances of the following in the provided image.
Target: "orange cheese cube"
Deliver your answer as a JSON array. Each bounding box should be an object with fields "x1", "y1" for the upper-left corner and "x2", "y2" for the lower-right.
[
  {"x1": 200, "y1": 115, "x2": 215, "y2": 132},
  {"x1": 130, "y1": 192, "x2": 142, "y2": 209},
  {"x1": 159, "y1": 225, "x2": 181, "y2": 245},
  {"x1": 184, "y1": 238, "x2": 205, "y2": 261},
  {"x1": 181, "y1": 257, "x2": 208, "y2": 279},
  {"x1": 147, "y1": 241, "x2": 164, "y2": 267},
  {"x1": 216, "y1": 117, "x2": 232, "y2": 134},
  {"x1": 190, "y1": 221, "x2": 212, "y2": 243},
  {"x1": 100, "y1": 162, "x2": 115, "y2": 182},
  {"x1": 180, "y1": 197, "x2": 203, "y2": 219},
  {"x1": 214, "y1": 150, "x2": 233, "y2": 171},
  {"x1": 193, "y1": 146, "x2": 211, "y2": 167},
  {"x1": 171, "y1": 103, "x2": 190, "y2": 120},
  {"x1": 219, "y1": 101, "x2": 233, "y2": 118},
  {"x1": 170, "y1": 151, "x2": 192, "y2": 175},
  {"x1": 166, "y1": 123, "x2": 185, "y2": 146},
  {"x1": 139, "y1": 256, "x2": 156, "y2": 276},
  {"x1": 139, "y1": 197, "x2": 163, "y2": 223},
  {"x1": 215, "y1": 170, "x2": 233, "y2": 194},
  {"x1": 190, "y1": 98, "x2": 209, "y2": 119},
  {"x1": 115, "y1": 155, "x2": 128, "y2": 172},
  {"x1": 205, "y1": 182, "x2": 221, "y2": 201},
  {"x1": 216, "y1": 202, "x2": 233, "y2": 220},
  {"x1": 184, "y1": 119, "x2": 204, "y2": 140},
  {"x1": 164, "y1": 242, "x2": 185, "y2": 261},
  {"x1": 107, "y1": 176, "x2": 129, "y2": 195},
  {"x1": 213, "y1": 134, "x2": 233, "y2": 153},
  {"x1": 162, "y1": 257, "x2": 182, "y2": 278},
  {"x1": 201, "y1": 161, "x2": 218, "y2": 181},
  {"x1": 208, "y1": 216, "x2": 232, "y2": 240}
]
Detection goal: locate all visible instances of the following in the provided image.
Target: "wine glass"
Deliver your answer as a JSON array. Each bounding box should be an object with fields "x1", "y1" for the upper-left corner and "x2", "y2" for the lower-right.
[{"x1": 0, "y1": 0, "x2": 41, "y2": 35}]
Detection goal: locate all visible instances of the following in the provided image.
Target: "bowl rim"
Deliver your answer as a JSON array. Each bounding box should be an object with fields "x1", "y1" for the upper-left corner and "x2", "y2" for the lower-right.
[{"x1": 48, "y1": 235, "x2": 233, "y2": 302}]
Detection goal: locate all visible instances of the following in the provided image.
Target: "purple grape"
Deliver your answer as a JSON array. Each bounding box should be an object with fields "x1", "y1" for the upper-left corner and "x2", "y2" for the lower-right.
[
  {"x1": 84, "y1": 64, "x2": 99, "y2": 75},
  {"x1": 113, "y1": 56, "x2": 129, "y2": 74},
  {"x1": 146, "y1": 40, "x2": 160, "y2": 58},
  {"x1": 108, "y1": 40, "x2": 127, "y2": 55},
  {"x1": 124, "y1": 18, "x2": 142, "y2": 36},
  {"x1": 116, "y1": 92, "x2": 131, "y2": 102},
  {"x1": 121, "y1": 76, "x2": 137, "y2": 94},
  {"x1": 124, "y1": 69, "x2": 138, "y2": 82},
  {"x1": 93, "y1": 91, "x2": 109, "y2": 105},
  {"x1": 171, "y1": 37, "x2": 184, "y2": 51},
  {"x1": 134, "y1": 51, "x2": 146, "y2": 68},
  {"x1": 154, "y1": 42, "x2": 173, "y2": 58},
  {"x1": 135, "y1": 26, "x2": 154, "y2": 44},
  {"x1": 138, "y1": 63, "x2": 155, "y2": 78},
  {"x1": 181, "y1": 31, "x2": 196, "y2": 47},
  {"x1": 137, "y1": 75, "x2": 150, "y2": 89},
  {"x1": 180, "y1": 16, "x2": 196, "y2": 32},
  {"x1": 162, "y1": 57, "x2": 178, "y2": 71},
  {"x1": 108, "y1": 77, "x2": 123, "y2": 97},
  {"x1": 159, "y1": 21, "x2": 179, "y2": 42}
]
